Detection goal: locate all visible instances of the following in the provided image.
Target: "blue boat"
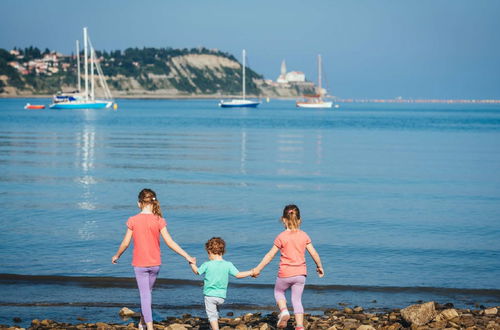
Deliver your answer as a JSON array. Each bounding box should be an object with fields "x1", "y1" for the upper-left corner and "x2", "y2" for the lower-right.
[
  {"x1": 219, "y1": 99, "x2": 260, "y2": 108},
  {"x1": 49, "y1": 27, "x2": 115, "y2": 110},
  {"x1": 50, "y1": 101, "x2": 112, "y2": 109},
  {"x1": 219, "y1": 49, "x2": 260, "y2": 108}
]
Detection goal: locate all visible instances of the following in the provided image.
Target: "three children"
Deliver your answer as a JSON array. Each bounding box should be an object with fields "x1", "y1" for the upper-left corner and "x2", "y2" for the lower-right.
[{"x1": 113, "y1": 190, "x2": 324, "y2": 330}]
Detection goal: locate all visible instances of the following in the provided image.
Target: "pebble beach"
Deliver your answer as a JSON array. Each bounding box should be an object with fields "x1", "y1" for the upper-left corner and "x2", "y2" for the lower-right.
[{"x1": 2, "y1": 302, "x2": 499, "y2": 330}]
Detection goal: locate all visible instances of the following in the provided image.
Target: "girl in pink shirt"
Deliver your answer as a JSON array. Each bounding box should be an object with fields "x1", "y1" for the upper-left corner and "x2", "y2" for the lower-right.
[
  {"x1": 254, "y1": 204, "x2": 324, "y2": 330},
  {"x1": 112, "y1": 189, "x2": 194, "y2": 330}
]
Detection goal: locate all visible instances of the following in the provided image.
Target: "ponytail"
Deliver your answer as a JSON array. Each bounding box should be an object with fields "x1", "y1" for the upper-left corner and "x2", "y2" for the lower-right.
[
  {"x1": 138, "y1": 188, "x2": 163, "y2": 218},
  {"x1": 282, "y1": 204, "x2": 301, "y2": 230}
]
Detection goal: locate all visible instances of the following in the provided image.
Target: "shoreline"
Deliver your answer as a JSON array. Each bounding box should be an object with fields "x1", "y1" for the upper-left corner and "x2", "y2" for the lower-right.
[
  {"x1": 2, "y1": 303, "x2": 498, "y2": 329},
  {"x1": 2, "y1": 94, "x2": 500, "y2": 104}
]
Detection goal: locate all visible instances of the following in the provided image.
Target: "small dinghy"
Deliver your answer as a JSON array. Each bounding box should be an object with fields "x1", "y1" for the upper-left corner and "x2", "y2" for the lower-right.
[{"x1": 24, "y1": 103, "x2": 46, "y2": 110}]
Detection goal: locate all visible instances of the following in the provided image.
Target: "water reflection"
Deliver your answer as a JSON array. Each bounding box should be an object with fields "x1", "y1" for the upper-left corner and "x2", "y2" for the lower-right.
[{"x1": 75, "y1": 111, "x2": 97, "y2": 212}]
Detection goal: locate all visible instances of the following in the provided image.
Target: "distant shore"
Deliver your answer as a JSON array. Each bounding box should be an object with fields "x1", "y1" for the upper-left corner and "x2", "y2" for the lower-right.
[
  {"x1": 3, "y1": 303, "x2": 498, "y2": 329},
  {"x1": 2, "y1": 94, "x2": 500, "y2": 104}
]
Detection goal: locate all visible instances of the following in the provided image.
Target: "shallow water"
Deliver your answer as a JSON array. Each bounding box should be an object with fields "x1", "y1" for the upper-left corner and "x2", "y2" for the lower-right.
[{"x1": 0, "y1": 98, "x2": 499, "y2": 325}]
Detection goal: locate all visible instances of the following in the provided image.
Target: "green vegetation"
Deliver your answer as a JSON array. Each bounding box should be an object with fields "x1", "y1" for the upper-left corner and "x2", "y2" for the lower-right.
[{"x1": 1, "y1": 45, "x2": 266, "y2": 95}]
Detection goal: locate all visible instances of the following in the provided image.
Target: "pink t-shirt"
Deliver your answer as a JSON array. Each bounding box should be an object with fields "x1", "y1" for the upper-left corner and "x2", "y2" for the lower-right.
[
  {"x1": 274, "y1": 229, "x2": 312, "y2": 278},
  {"x1": 126, "y1": 213, "x2": 166, "y2": 267}
]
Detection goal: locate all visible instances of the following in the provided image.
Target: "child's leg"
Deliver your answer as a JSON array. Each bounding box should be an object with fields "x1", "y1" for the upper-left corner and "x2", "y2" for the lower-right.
[
  {"x1": 274, "y1": 277, "x2": 292, "y2": 328},
  {"x1": 290, "y1": 276, "x2": 306, "y2": 327},
  {"x1": 204, "y1": 296, "x2": 225, "y2": 330},
  {"x1": 134, "y1": 267, "x2": 158, "y2": 330},
  {"x1": 148, "y1": 266, "x2": 160, "y2": 291}
]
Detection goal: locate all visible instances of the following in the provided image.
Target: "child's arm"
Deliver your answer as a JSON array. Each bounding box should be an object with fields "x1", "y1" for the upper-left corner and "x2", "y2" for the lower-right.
[
  {"x1": 190, "y1": 258, "x2": 199, "y2": 275},
  {"x1": 112, "y1": 229, "x2": 133, "y2": 264},
  {"x1": 235, "y1": 269, "x2": 255, "y2": 279},
  {"x1": 160, "y1": 227, "x2": 195, "y2": 264},
  {"x1": 306, "y1": 243, "x2": 325, "y2": 277},
  {"x1": 253, "y1": 245, "x2": 280, "y2": 276}
]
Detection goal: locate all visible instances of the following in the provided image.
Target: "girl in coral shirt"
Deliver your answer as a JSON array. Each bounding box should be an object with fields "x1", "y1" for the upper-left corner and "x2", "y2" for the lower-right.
[
  {"x1": 112, "y1": 188, "x2": 194, "y2": 330},
  {"x1": 254, "y1": 204, "x2": 324, "y2": 330}
]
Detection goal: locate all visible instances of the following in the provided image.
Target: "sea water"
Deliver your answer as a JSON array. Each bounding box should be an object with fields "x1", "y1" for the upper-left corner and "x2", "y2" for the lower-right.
[{"x1": 0, "y1": 99, "x2": 499, "y2": 325}]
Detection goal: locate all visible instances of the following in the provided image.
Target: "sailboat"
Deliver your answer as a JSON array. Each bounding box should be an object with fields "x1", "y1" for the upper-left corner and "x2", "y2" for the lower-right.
[
  {"x1": 49, "y1": 27, "x2": 114, "y2": 109},
  {"x1": 219, "y1": 49, "x2": 260, "y2": 108},
  {"x1": 296, "y1": 54, "x2": 333, "y2": 108}
]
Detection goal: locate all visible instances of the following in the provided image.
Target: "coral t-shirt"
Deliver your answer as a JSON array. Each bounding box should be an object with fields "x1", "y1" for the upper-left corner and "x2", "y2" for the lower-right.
[
  {"x1": 126, "y1": 213, "x2": 166, "y2": 267},
  {"x1": 274, "y1": 230, "x2": 311, "y2": 278}
]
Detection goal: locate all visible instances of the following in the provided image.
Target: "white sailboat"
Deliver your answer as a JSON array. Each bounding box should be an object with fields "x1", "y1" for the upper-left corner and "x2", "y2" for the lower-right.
[
  {"x1": 50, "y1": 27, "x2": 114, "y2": 109},
  {"x1": 219, "y1": 49, "x2": 260, "y2": 108},
  {"x1": 296, "y1": 54, "x2": 333, "y2": 108}
]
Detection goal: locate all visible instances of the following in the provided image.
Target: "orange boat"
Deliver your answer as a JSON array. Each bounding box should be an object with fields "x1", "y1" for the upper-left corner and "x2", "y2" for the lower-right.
[{"x1": 24, "y1": 103, "x2": 45, "y2": 110}]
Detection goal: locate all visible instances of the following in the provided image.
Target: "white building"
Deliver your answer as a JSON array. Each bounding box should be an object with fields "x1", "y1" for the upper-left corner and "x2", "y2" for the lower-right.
[{"x1": 276, "y1": 60, "x2": 306, "y2": 84}]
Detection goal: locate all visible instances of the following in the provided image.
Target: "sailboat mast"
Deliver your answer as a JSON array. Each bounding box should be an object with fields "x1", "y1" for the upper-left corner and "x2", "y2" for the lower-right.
[
  {"x1": 76, "y1": 40, "x2": 81, "y2": 92},
  {"x1": 318, "y1": 54, "x2": 322, "y2": 96},
  {"x1": 90, "y1": 47, "x2": 95, "y2": 101},
  {"x1": 83, "y1": 27, "x2": 89, "y2": 101},
  {"x1": 242, "y1": 49, "x2": 246, "y2": 100}
]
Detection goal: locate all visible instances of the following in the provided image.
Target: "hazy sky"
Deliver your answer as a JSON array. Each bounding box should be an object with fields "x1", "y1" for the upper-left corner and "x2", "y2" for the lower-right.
[{"x1": 1, "y1": 0, "x2": 499, "y2": 99}]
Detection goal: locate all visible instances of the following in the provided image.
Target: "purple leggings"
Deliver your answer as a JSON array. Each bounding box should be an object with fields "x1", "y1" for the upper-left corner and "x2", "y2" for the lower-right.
[
  {"x1": 134, "y1": 266, "x2": 160, "y2": 323},
  {"x1": 274, "y1": 275, "x2": 306, "y2": 314}
]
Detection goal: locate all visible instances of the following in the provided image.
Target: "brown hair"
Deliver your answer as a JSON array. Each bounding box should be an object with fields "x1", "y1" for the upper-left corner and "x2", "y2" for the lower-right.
[
  {"x1": 138, "y1": 188, "x2": 163, "y2": 218},
  {"x1": 205, "y1": 237, "x2": 226, "y2": 256},
  {"x1": 282, "y1": 204, "x2": 301, "y2": 230}
]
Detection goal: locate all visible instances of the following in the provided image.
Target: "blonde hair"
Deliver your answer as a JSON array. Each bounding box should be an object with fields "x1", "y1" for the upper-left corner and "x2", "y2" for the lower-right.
[
  {"x1": 138, "y1": 188, "x2": 163, "y2": 218},
  {"x1": 282, "y1": 204, "x2": 301, "y2": 230}
]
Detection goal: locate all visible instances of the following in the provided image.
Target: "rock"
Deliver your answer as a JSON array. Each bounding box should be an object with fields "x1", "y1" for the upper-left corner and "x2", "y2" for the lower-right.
[
  {"x1": 344, "y1": 307, "x2": 354, "y2": 313},
  {"x1": 386, "y1": 323, "x2": 402, "y2": 330},
  {"x1": 40, "y1": 319, "x2": 51, "y2": 326},
  {"x1": 243, "y1": 313, "x2": 253, "y2": 321},
  {"x1": 182, "y1": 313, "x2": 192, "y2": 319},
  {"x1": 326, "y1": 326, "x2": 338, "y2": 330},
  {"x1": 484, "y1": 307, "x2": 498, "y2": 315},
  {"x1": 357, "y1": 325, "x2": 376, "y2": 330},
  {"x1": 165, "y1": 324, "x2": 190, "y2": 330},
  {"x1": 12, "y1": 317, "x2": 22, "y2": 323},
  {"x1": 435, "y1": 309, "x2": 459, "y2": 322},
  {"x1": 226, "y1": 312, "x2": 234, "y2": 316},
  {"x1": 401, "y1": 302, "x2": 437, "y2": 326},
  {"x1": 353, "y1": 306, "x2": 364, "y2": 313},
  {"x1": 119, "y1": 307, "x2": 136, "y2": 317},
  {"x1": 235, "y1": 324, "x2": 248, "y2": 330},
  {"x1": 76, "y1": 317, "x2": 88, "y2": 322},
  {"x1": 259, "y1": 323, "x2": 271, "y2": 330}
]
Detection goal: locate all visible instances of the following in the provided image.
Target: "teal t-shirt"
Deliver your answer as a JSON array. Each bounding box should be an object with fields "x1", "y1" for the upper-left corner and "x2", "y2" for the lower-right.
[{"x1": 198, "y1": 259, "x2": 239, "y2": 298}]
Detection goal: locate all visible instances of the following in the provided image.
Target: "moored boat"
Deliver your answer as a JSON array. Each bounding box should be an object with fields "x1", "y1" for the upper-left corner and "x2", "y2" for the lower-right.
[
  {"x1": 49, "y1": 27, "x2": 115, "y2": 110},
  {"x1": 219, "y1": 49, "x2": 260, "y2": 108},
  {"x1": 296, "y1": 54, "x2": 334, "y2": 109},
  {"x1": 24, "y1": 103, "x2": 45, "y2": 110}
]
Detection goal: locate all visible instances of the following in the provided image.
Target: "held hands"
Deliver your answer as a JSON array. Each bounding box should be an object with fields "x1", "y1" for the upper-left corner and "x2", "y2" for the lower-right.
[
  {"x1": 186, "y1": 256, "x2": 196, "y2": 265},
  {"x1": 111, "y1": 255, "x2": 120, "y2": 264},
  {"x1": 251, "y1": 268, "x2": 260, "y2": 278}
]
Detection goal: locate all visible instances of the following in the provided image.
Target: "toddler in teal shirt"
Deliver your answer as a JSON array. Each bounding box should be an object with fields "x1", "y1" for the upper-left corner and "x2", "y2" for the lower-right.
[{"x1": 190, "y1": 237, "x2": 255, "y2": 330}]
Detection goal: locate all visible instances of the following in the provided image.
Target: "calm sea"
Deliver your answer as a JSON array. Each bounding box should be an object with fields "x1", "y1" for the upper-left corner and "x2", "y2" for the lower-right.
[{"x1": 0, "y1": 98, "x2": 499, "y2": 325}]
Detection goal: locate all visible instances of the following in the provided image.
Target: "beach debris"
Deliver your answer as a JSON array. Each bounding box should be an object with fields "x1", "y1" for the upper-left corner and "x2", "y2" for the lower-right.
[
  {"x1": 118, "y1": 307, "x2": 136, "y2": 317},
  {"x1": 400, "y1": 301, "x2": 437, "y2": 326}
]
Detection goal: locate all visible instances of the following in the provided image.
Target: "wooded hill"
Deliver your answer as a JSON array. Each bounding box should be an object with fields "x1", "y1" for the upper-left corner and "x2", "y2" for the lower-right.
[{"x1": 0, "y1": 46, "x2": 315, "y2": 97}]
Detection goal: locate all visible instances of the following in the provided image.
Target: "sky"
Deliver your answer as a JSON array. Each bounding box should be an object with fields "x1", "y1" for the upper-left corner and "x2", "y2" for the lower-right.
[{"x1": 1, "y1": 0, "x2": 499, "y2": 99}]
